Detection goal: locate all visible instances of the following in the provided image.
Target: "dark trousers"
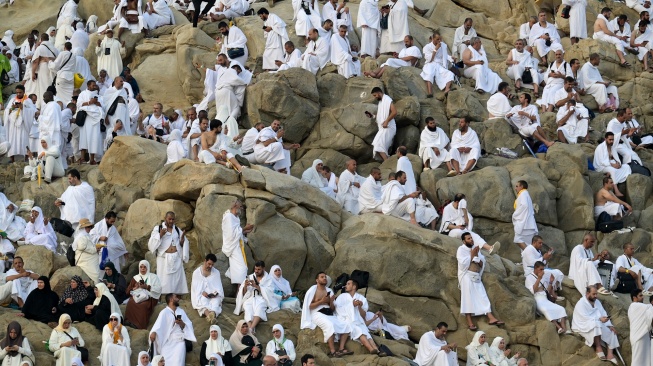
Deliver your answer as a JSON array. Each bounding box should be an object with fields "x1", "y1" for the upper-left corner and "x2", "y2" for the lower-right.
[{"x1": 192, "y1": 0, "x2": 216, "y2": 27}]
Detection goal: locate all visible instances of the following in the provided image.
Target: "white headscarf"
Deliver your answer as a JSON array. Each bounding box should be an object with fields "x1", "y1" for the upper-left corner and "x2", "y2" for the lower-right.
[
  {"x1": 466, "y1": 331, "x2": 491, "y2": 361},
  {"x1": 205, "y1": 325, "x2": 231, "y2": 359},
  {"x1": 30, "y1": 206, "x2": 47, "y2": 233},
  {"x1": 136, "y1": 350, "x2": 151, "y2": 366},
  {"x1": 94, "y1": 282, "x2": 122, "y2": 316},
  {"x1": 169, "y1": 129, "x2": 183, "y2": 143},
  {"x1": 272, "y1": 323, "x2": 285, "y2": 343},
  {"x1": 86, "y1": 15, "x2": 98, "y2": 33},
  {"x1": 209, "y1": 353, "x2": 224, "y2": 366},
  {"x1": 488, "y1": 337, "x2": 510, "y2": 364},
  {"x1": 269, "y1": 265, "x2": 292, "y2": 295},
  {"x1": 151, "y1": 355, "x2": 164, "y2": 365},
  {"x1": 1, "y1": 30, "x2": 15, "y2": 51},
  {"x1": 46, "y1": 26, "x2": 56, "y2": 35},
  {"x1": 132, "y1": 260, "x2": 162, "y2": 298},
  {"x1": 301, "y1": 159, "x2": 326, "y2": 188}
]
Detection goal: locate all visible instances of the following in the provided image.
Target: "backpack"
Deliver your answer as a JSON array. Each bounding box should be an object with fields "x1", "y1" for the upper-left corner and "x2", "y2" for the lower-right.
[
  {"x1": 350, "y1": 270, "x2": 370, "y2": 290},
  {"x1": 51, "y1": 217, "x2": 75, "y2": 237},
  {"x1": 0, "y1": 70, "x2": 9, "y2": 86},
  {"x1": 333, "y1": 273, "x2": 349, "y2": 293},
  {"x1": 629, "y1": 161, "x2": 651, "y2": 176},
  {"x1": 595, "y1": 211, "x2": 623, "y2": 233}
]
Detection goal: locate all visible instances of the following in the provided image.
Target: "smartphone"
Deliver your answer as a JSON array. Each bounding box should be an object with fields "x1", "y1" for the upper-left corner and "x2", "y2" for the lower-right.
[
  {"x1": 207, "y1": 293, "x2": 216, "y2": 298},
  {"x1": 139, "y1": 279, "x2": 145, "y2": 284},
  {"x1": 262, "y1": 25, "x2": 267, "y2": 30},
  {"x1": 176, "y1": 315, "x2": 182, "y2": 320},
  {"x1": 364, "y1": 111, "x2": 372, "y2": 118}
]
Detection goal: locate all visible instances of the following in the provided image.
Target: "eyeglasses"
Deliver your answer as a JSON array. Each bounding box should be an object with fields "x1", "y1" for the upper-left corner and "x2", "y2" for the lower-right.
[{"x1": 110, "y1": 318, "x2": 119, "y2": 321}]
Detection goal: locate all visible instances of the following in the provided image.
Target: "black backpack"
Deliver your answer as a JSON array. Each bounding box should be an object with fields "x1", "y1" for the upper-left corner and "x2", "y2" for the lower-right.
[
  {"x1": 350, "y1": 270, "x2": 370, "y2": 295},
  {"x1": 333, "y1": 273, "x2": 349, "y2": 293},
  {"x1": 595, "y1": 211, "x2": 623, "y2": 233},
  {"x1": 629, "y1": 161, "x2": 651, "y2": 176},
  {"x1": 0, "y1": 70, "x2": 9, "y2": 86}
]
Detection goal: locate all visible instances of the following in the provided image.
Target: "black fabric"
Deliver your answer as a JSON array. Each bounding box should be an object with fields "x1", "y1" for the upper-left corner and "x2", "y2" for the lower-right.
[
  {"x1": 317, "y1": 308, "x2": 333, "y2": 316},
  {"x1": 595, "y1": 211, "x2": 624, "y2": 233},
  {"x1": 51, "y1": 218, "x2": 74, "y2": 237},
  {"x1": 192, "y1": 0, "x2": 216, "y2": 27},
  {"x1": 58, "y1": 285, "x2": 94, "y2": 322},
  {"x1": 85, "y1": 295, "x2": 112, "y2": 331},
  {"x1": 378, "y1": 344, "x2": 394, "y2": 357},
  {"x1": 521, "y1": 69, "x2": 533, "y2": 84},
  {"x1": 629, "y1": 161, "x2": 651, "y2": 176},
  {"x1": 22, "y1": 276, "x2": 60, "y2": 323},
  {"x1": 614, "y1": 271, "x2": 638, "y2": 294},
  {"x1": 227, "y1": 48, "x2": 245, "y2": 59},
  {"x1": 333, "y1": 273, "x2": 349, "y2": 293},
  {"x1": 561, "y1": 5, "x2": 571, "y2": 18},
  {"x1": 379, "y1": 13, "x2": 389, "y2": 29},
  {"x1": 200, "y1": 342, "x2": 234, "y2": 366},
  {"x1": 75, "y1": 110, "x2": 87, "y2": 127},
  {"x1": 63, "y1": 331, "x2": 89, "y2": 362}
]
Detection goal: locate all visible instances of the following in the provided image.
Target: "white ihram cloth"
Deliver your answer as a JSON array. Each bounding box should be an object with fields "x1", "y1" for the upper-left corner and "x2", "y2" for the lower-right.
[
  {"x1": 70, "y1": 26, "x2": 89, "y2": 52},
  {"x1": 292, "y1": 0, "x2": 322, "y2": 37},
  {"x1": 215, "y1": 66, "x2": 247, "y2": 120},
  {"x1": 29, "y1": 42, "x2": 58, "y2": 110},
  {"x1": 166, "y1": 129, "x2": 187, "y2": 164},
  {"x1": 209, "y1": 0, "x2": 249, "y2": 19},
  {"x1": 301, "y1": 285, "x2": 352, "y2": 342},
  {"x1": 57, "y1": 0, "x2": 79, "y2": 28},
  {"x1": 507, "y1": 48, "x2": 539, "y2": 84},
  {"x1": 416, "y1": 196, "x2": 438, "y2": 226},
  {"x1": 452, "y1": 25, "x2": 477, "y2": 60},
  {"x1": 5, "y1": 267, "x2": 37, "y2": 304},
  {"x1": 381, "y1": 180, "x2": 414, "y2": 220},
  {"x1": 606, "y1": 118, "x2": 642, "y2": 164},
  {"x1": 334, "y1": 292, "x2": 371, "y2": 341},
  {"x1": 556, "y1": 104, "x2": 588, "y2": 144},
  {"x1": 419, "y1": 126, "x2": 449, "y2": 169},
  {"x1": 220, "y1": 26, "x2": 249, "y2": 65},
  {"x1": 447, "y1": 128, "x2": 481, "y2": 170},
  {"x1": 95, "y1": 37, "x2": 125, "y2": 79},
  {"x1": 371, "y1": 94, "x2": 396, "y2": 156},
  {"x1": 486, "y1": 92, "x2": 511, "y2": 119},
  {"x1": 100, "y1": 317, "x2": 131, "y2": 366},
  {"x1": 357, "y1": 0, "x2": 380, "y2": 57},
  {"x1": 38, "y1": 101, "x2": 63, "y2": 155},
  {"x1": 628, "y1": 302, "x2": 653, "y2": 365},
  {"x1": 632, "y1": 28, "x2": 653, "y2": 60},
  {"x1": 143, "y1": 0, "x2": 174, "y2": 29},
  {"x1": 23, "y1": 207, "x2": 57, "y2": 252},
  {"x1": 234, "y1": 272, "x2": 276, "y2": 320},
  {"x1": 593, "y1": 14, "x2": 625, "y2": 52},
  {"x1": 609, "y1": 18, "x2": 632, "y2": 50},
  {"x1": 626, "y1": 118, "x2": 653, "y2": 146},
  {"x1": 528, "y1": 21, "x2": 562, "y2": 57},
  {"x1": 274, "y1": 48, "x2": 302, "y2": 72},
  {"x1": 413, "y1": 331, "x2": 457, "y2": 366},
  {"x1": 421, "y1": 42, "x2": 455, "y2": 90},
  {"x1": 381, "y1": 46, "x2": 422, "y2": 68},
  {"x1": 627, "y1": 0, "x2": 653, "y2": 15},
  {"x1": 147, "y1": 224, "x2": 190, "y2": 294},
  {"x1": 4, "y1": 95, "x2": 34, "y2": 158},
  {"x1": 524, "y1": 273, "x2": 567, "y2": 321},
  {"x1": 337, "y1": 169, "x2": 364, "y2": 214},
  {"x1": 439, "y1": 201, "x2": 486, "y2": 246},
  {"x1": 365, "y1": 311, "x2": 409, "y2": 341},
  {"x1": 563, "y1": 0, "x2": 588, "y2": 39},
  {"x1": 302, "y1": 37, "x2": 330, "y2": 74},
  {"x1": 508, "y1": 104, "x2": 540, "y2": 136},
  {"x1": 513, "y1": 189, "x2": 538, "y2": 244},
  {"x1": 323, "y1": 2, "x2": 352, "y2": 31},
  {"x1": 593, "y1": 140, "x2": 631, "y2": 184},
  {"x1": 580, "y1": 62, "x2": 619, "y2": 108},
  {"x1": 191, "y1": 266, "x2": 224, "y2": 316},
  {"x1": 380, "y1": 0, "x2": 409, "y2": 54},
  {"x1": 253, "y1": 127, "x2": 291, "y2": 172},
  {"x1": 90, "y1": 219, "x2": 127, "y2": 272},
  {"x1": 71, "y1": 230, "x2": 99, "y2": 281},
  {"x1": 103, "y1": 86, "x2": 131, "y2": 136},
  {"x1": 301, "y1": 159, "x2": 336, "y2": 198},
  {"x1": 330, "y1": 34, "x2": 357, "y2": 78},
  {"x1": 0, "y1": 193, "x2": 25, "y2": 242},
  {"x1": 358, "y1": 175, "x2": 383, "y2": 213},
  {"x1": 55, "y1": 22, "x2": 74, "y2": 52},
  {"x1": 58, "y1": 181, "x2": 95, "y2": 227},
  {"x1": 572, "y1": 297, "x2": 619, "y2": 349},
  {"x1": 48, "y1": 50, "x2": 76, "y2": 104},
  {"x1": 221, "y1": 210, "x2": 248, "y2": 285},
  {"x1": 594, "y1": 200, "x2": 624, "y2": 218},
  {"x1": 73, "y1": 50, "x2": 95, "y2": 92},
  {"x1": 521, "y1": 244, "x2": 564, "y2": 287},
  {"x1": 539, "y1": 60, "x2": 571, "y2": 107},
  {"x1": 616, "y1": 254, "x2": 653, "y2": 289},
  {"x1": 195, "y1": 66, "x2": 218, "y2": 112},
  {"x1": 569, "y1": 244, "x2": 603, "y2": 294},
  {"x1": 463, "y1": 45, "x2": 501, "y2": 94},
  {"x1": 77, "y1": 90, "x2": 104, "y2": 155},
  {"x1": 263, "y1": 13, "x2": 289, "y2": 70},
  {"x1": 149, "y1": 306, "x2": 196, "y2": 365},
  {"x1": 396, "y1": 155, "x2": 417, "y2": 193},
  {"x1": 457, "y1": 244, "x2": 492, "y2": 315}
]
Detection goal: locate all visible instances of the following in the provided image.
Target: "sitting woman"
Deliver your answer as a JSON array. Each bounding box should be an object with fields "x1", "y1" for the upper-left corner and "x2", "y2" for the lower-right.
[
  {"x1": 229, "y1": 320, "x2": 263, "y2": 366},
  {"x1": 265, "y1": 324, "x2": 296, "y2": 365},
  {"x1": 23, "y1": 206, "x2": 57, "y2": 252},
  {"x1": 268, "y1": 265, "x2": 301, "y2": 313},
  {"x1": 19, "y1": 275, "x2": 59, "y2": 325},
  {"x1": 166, "y1": 129, "x2": 187, "y2": 164},
  {"x1": 152, "y1": 355, "x2": 165, "y2": 366},
  {"x1": 0, "y1": 321, "x2": 33, "y2": 366},
  {"x1": 48, "y1": 314, "x2": 86, "y2": 366},
  {"x1": 125, "y1": 260, "x2": 162, "y2": 329},
  {"x1": 136, "y1": 351, "x2": 151, "y2": 366},
  {"x1": 488, "y1": 337, "x2": 520, "y2": 366},
  {"x1": 38, "y1": 135, "x2": 65, "y2": 183},
  {"x1": 85, "y1": 283, "x2": 122, "y2": 331},
  {"x1": 200, "y1": 325, "x2": 233, "y2": 366},
  {"x1": 102, "y1": 261, "x2": 128, "y2": 304},
  {"x1": 57, "y1": 275, "x2": 93, "y2": 322},
  {"x1": 466, "y1": 331, "x2": 491, "y2": 366},
  {"x1": 100, "y1": 312, "x2": 131, "y2": 365}
]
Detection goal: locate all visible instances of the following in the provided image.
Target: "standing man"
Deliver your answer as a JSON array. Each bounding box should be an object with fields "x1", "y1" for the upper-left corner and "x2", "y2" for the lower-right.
[
  {"x1": 29, "y1": 34, "x2": 58, "y2": 110},
  {"x1": 566, "y1": 0, "x2": 588, "y2": 45},
  {"x1": 379, "y1": 0, "x2": 409, "y2": 54},
  {"x1": 149, "y1": 294, "x2": 196, "y2": 365},
  {"x1": 48, "y1": 41, "x2": 76, "y2": 104},
  {"x1": 89, "y1": 211, "x2": 128, "y2": 272},
  {"x1": 258, "y1": 8, "x2": 289, "y2": 71},
  {"x1": 357, "y1": 0, "x2": 380, "y2": 58},
  {"x1": 413, "y1": 322, "x2": 458, "y2": 366},
  {"x1": 369, "y1": 87, "x2": 396, "y2": 162},
  {"x1": 147, "y1": 211, "x2": 190, "y2": 295},
  {"x1": 628, "y1": 289, "x2": 653, "y2": 365},
  {"x1": 55, "y1": 169, "x2": 95, "y2": 232},
  {"x1": 191, "y1": 253, "x2": 224, "y2": 324},
  {"x1": 95, "y1": 29, "x2": 125, "y2": 79},
  {"x1": 222, "y1": 200, "x2": 253, "y2": 293},
  {"x1": 571, "y1": 285, "x2": 620, "y2": 363},
  {"x1": 512, "y1": 180, "x2": 537, "y2": 251},
  {"x1": 4, "y1": 85, "x2": 35, "y2": 162}
]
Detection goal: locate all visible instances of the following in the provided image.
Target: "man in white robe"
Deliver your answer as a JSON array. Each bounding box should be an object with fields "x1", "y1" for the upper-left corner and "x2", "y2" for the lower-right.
[
  {"x1": 522, "y1": 236, "x2": 564, "y2": 293},
  {"x1": 593, "y1": 9, "x2": 630, "y2": 66},
  {"x1": 381, "y1": 171, "x2": 419, "y2": 225},
  {"x1": 594, "y1": 176, "x2": 630, "y2": 219},
  {"x1": 253, "y1": 120, "x2": 299, "y2": 174},
  {"x1": 38, "y1": 93, "x2": 63, "y2": 156},
  {"x1": 457, "y1": 233, "x2": 504, "y2": 329},
  {"x1": 218, "y1": 22, "x2": 249, "y2": 66},
  {"x1": 609, "y1": 14, "x2": 633, "y2": 52},
  {"x1": 366, "y1": 35, "x2": 421, "y2": 78},
  {"x1": 337, "y1": 159, "x2": 364, "y2": 214},
  {"x1": 70, "y1": 22, "x2": 89, "y2": 52},
  {"x1": 462, "y1": 38, "x2": 501, "y2": 94},
  {"x1": 90, "y1": 211, "x2": 127, "y2": 272},
  {"x1": 572, "y1": 286, "x2": 620, "y2": 362},
  {"x1": 446, "y1": 117, "x2": 480, "y2": 176},
  {"x1": 0, "y1": 193, "x2": 26, "y2": 243},
  {"x1": 73, "y1": 47, "x2": 94, "y2": 92},
  {"x1": 380, "y1": 0, "x2": 409, "y2": 54},
  {"x1": 57, "y1": 0, "x2": 80, "y2": 29},
  {"x1": 213, "y1": 56, "x2": 248, "y2": 120},
  {"x1": 565, "y1": 0, "x2": 588, "y2": 44},
  {"x1": 95, "y1": 29, "x2": 125, "y2": 79},
  {"x1": 1, "y1": 31, "x2": 16, "y2": 54},
  {"x1": 506, "y1": 93, "x2": 554, "y2": 147},
  {"x1": 149, "y1": 294, "x2": 196, "y2": 365},
  {"x1": 330, "y1": 25, "x2": 357, "y2": 78},
  {"x1": 103, "y1": 76, "x2": 131, "y2": 139},
  {"x1": 258, "y1": 8, "x2": 289, "y2": 70},
  {"x1": 617, "y1": 243, "x2": 653, "y2": 294},
  {"x1": 452, "y1": 18, "x2": 477, "y2": 60},
  {"x1": 357, "y1": 0, "x2": 380, "y2": 57},
  {"x1": 520, "y1": 16, "x2": 537, "y2": 40},
  {"x1": 234, "y1": 262, "x2": 276, "y2": 332},
  {"x1": 413, "y1": 323, "x2": 458, "y2": 366},
  {"x1": 627, "y1": 0, "x2": 653, "y2": 16},
  {"x1": 222, "y1": 200, "x2": 253, "y2": 292},
  {"x1": 486, "y1": 82, "x2": 511, "y2": 119},
  {"x1": 147, "y1": 211, "x2": 190, "y2": 295},
  {"x1": 370, "y1": 87, "x2": 396, "y2": 161},
  {"x1": 419, "y1": 117, "x2": 449, "y2": 170},
  {"x1": 301, "y1": 272, "x2": 353, "y2": 356},
  {"x1": 526, "y1": 261, "x2": 569, "y2": 333},
  {"x1": 191, "y1": 253, "x2": 224, "y2": 322},
  {"x1": 628, "y1": 289, "x2": 653, "y2": 365},
  {"x1": 272, "y1": 41, "x2": 302, "y2": 71},
  {"x1": 301, "y1": 159, "x2": 337, "y2": 199},
  {"x1": 506, "y1": 38, "x2": 539, "y2": 93},
  {"x1": 421, "y1": 32, "x2": 454, "y2": 96},
  {"x1": 5, "y1": 256, "x2": 39, "y2": 307},
  {"x1": 580, "y1": 54, "x2": 619, "y2": 113},
  {"x1": 77, "y1": 83, "x2": 104, "y2": 164},
  {"x1": 208, "y1": 0, "x2": 248, "y2": 21},
  {"x1": 143, "y1": 0, "x2": 174, "y2": 33},
  {"x1": 358, "y1": 168, "x2": 383, "y2": 213},
  {"x1": 529, "y1": 11, "x2": 563, "y2": 64},
  {"x1": 292, "y1": 0, "x2": 322, "y2": 37},
  {"x1": 606, "y1": 109, "x2": 642, "y2": 165},
  {"x1": 396, "y1": 146, "x2": 438, "y2": 228},
  {"x1": 55, "y1": 168, "x2": 95, "y2": 231},
  {"x1": 323, "y1": 0, "x2": 352, "y2": 31},
  {"x1": 438, "y1": 194, "x2": 498, "y2": 253},
  {"x1": 569, "y1": 233, "x2": 613, "y2": 295},
  {"x1": 556, "y1": 99, "x2": 589, "y2": 144},
  {"x1": 29, "y1": 34, "x2": 58, "y2": 110},
  {"x1": 55, "y1": 18, "x2": 75, "y2": 51},
  {"x1": 593, "y1": 132, "x2": 632, "y2": 184},
  {"x1": 512, "y1": 180, "x2": 537, "y2": 251},
  {"x1": 631, "y1": 19, "x2": 653, "y2": 71},
  {"x1": 4, "y1": 85, "x2": 34, "y2": 162},
  {"x1": 302, "y1": 28, "x2": 330, "y2": 75}
]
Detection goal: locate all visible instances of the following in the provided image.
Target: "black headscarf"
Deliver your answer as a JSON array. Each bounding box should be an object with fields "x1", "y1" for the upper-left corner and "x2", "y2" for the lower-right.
[
  {"x1": 0, "y1": 321, "x2": 24, "y2": 356},
  {"x1": 22, "y1": 276, "x2": 59, "y2": 322},
  {"x1": 60, "y1": 275, "x2": 89, "y2": 304},
  {"x1": 102, "y1": 261, "x2": 120, "y2": 284}
]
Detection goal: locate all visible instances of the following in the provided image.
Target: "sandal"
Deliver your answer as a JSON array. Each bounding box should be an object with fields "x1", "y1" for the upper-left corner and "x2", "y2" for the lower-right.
[
  {"x1": 338, "y1": 349, "x2": 354, "y2": 356},
  {"x1": 596, "y1": 352, "x2": 607, "y2": 361},
  {"x1": 597, "y1": 288, "x2": 612, "y2": 295},
  {"x1": 619, "y1": 61, "x2": 631, "y2": 67},
  {"x1": 488, "y1": 320, "x2": 505, "y2": 326},
  {"x1": 468, "y1": 325, "x2": 478, "y2": 331}
]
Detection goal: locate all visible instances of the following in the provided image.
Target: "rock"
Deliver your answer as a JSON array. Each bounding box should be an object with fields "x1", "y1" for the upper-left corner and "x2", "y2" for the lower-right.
[
  {"x1": 625, "y1": 173, "x2": 653, "y2": 211},
  {"x1": 445, "y1": 89, "x2": 487, "y2": 121},
  {"x1": 556, "y1": 170, "x2": 595, "y2": 232},
  {"x1": 378, "y1": 154, "x2": 423, "y2": 185},
  {"x1": 296, "y1": 227, "x2": 336, "y2": 290},
  {"x1": 382, "y1": 67, "x2": 429, "y2": 101},
  {"x1": 395, "y1": 126, "x2": 421, "y2": 154},
  {"x1": 317, "y1": 73, "x2": 384, "y2": 109},
  {"x1": 473, "y1": 119, "x2": 525, "y2": 157},
  {"x1": 99, "y1": 136, "x2": 167, "y2": 191},
  {"x1": 639, "y1": 204, "x2": 653, "y2": 232},
  {"x1": 16, "y1": 245, "x2": 53, "y2": 276},
  {"x1": 175, "y1": 24, "x2": 218, "y2": 103},
  {"x1": 291, "y1": 149, "x2": 352, "y2": 178},
  {"x1": 545, "y1": 143, "x2": 588, "y2": 175},
  {"x1": 50, "y1": 266, "x2": 94, "y2": 294},
  {"x1": 150, "y1": 160, "x2": 240, "y2": 202},
  {"x1": 301, "y1": 109, "x2": 374, "y2": 159},
  {"x1": 394, "y1": 96, "x2": 421, "y2": 127}
]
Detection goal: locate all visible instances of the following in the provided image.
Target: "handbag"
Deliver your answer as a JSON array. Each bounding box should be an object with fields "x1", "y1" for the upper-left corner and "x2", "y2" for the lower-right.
[
  {"x1": 100, "y1": 120, "x2": 107, "y2": 133},
  {"x1": 561, "y1": 5, "x2": 571, "y2": 19},
  {"x1": 75, "y1": 110, "x2": 87, "y2": 127},
  {"x1": 227, "y1": 47, "x2": 245, "y2": 59},
  {"x1": 379, "y1": 13, "x2": 389, "y2": 30},
  {"x1": 131, "y1": 288, "x2": 149, "y2": 304},
  {"x1": 521, "y1": 69, "x2": 533, "y2": 84},
  {"x1": 63, "y1": 331, "x2": 89, "y2": 362}
]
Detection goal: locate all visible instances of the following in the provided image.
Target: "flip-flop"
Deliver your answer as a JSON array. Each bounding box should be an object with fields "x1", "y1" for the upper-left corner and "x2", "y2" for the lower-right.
[
  {"x1": 338, "y1": 349, "x2": 354, "y2": 356},
  {"x1": 596, "y1": 352, "x2": 606, "y2": 361},
  {"x1": 489, "y1": 320, "x2": 505, "y2": 326},
  {"x1": 468, "y1": 325, "x2": 478, "y2": 331},
  {"x1": 619, "y1": 61, "x2": 631, "y2": 67}
]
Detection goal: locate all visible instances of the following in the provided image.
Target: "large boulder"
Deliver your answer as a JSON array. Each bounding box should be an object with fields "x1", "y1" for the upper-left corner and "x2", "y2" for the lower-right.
[
  {"x1": 150, "y1": 160, "x2": 240, "y2": 202},
  {"x1": 99, "y1": 137, "x2": 167, "y2": 191},
  {"x1": 291, "y1": 149, "x2": 352, "y2": 178},
  {"x1": 16, "y1": 245, "x2": 54, "y2": 276}
]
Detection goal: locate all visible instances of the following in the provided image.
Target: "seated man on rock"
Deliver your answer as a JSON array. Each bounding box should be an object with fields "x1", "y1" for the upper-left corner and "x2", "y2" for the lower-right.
[
  {"x1": 364, "y1": 310, "x2": 410, "y2": 341},
  {"x1": 593, "y1": 132, "x2": 631, "y2": 191},
  {"x1": 413, "y1": 322, "x2": 457, "y2": 366},
  {"x1": 439, "y1": 193, "x2": 499, "y2": 254},
  {"x1": 420, "y1": 31, "x2": 455, "y2": 97},
  {"x1": 462, "y1": 37, "x2": 501, "y2": 94},
  {"x1": 143, "y1": 0, "x2": 174, "y2": 37},
  {"x1": 506, "y1": 38, "x2": 539, "y2": 96},
  {"x1": 569, "y1": 233, "x2": 614, "y2": 296},
  {"x1": 191, "y1": 253, "x2": 224, "y2": 324},
  {"x1": 330, "y1": 25, "x2": 358, "y2": 79},
  {"x1": 209, "y1": 0, "x2": 249, "y2": 22},
  {"x1": 486, "y1": 82, "x2": 512, "y2": 119},
  {"x1": 0, "y1": 192, "x2": 27, "y2": 245},
  {"x1": 607, "y1": 109, "x2": 643, "y2": 165},
  {"x1": 365, "y1": 35, "x2": 421, "y2": 78},
  {"x1": 337, "y1": 159, "x2": 364, "y2": 214},
  {"x1": 572, "y1": 285, "x2": 620, "y2": 363},
  {"x1": 419, "y1": 117, "x2": 450, "y2": 170},
  {"x1": 301, "y1": 159, "x2": 337, "y2": 199},
  {"x1": 446, "y1": 117, "x2": 481, "y2": 176},
  {"x1": 253, "y1": 120, "x2": 299, "y2": 174},
  {"x1": 234, "y1": 261, "x2": 275, "y2": 334},
  {"x1": 526, "y1": 261, "x2": 569, "y2": 334},
  {"x1": 556, "y1": 99, "x2": 589, "y2": 144},
  {"x1": 519, "y1": 16, "x2": 537, "y2": 40},
  {"x1": 528, "y1": 10, "x2": 563, "y2": 65},
  {"x1": 594, "y1": 176, "x2": 631, "y2": 220},
  {"x1": 580, "y1": 54, "x2": 619, "y2": 113},
  {"x1": 522, "y1": 236, "x2": 564, "y2": 297},
  {"x1": 301, "y1": 28, "x2": 330, "y2": 75},
  {"x1": 381, "y1": 171, "x2": 419, "y2": 226},
  {"x1": 617, "y1": 242, "x2": 653, "y2": 295},
  {"x1": 358, "y1": 168, "x2": 383, "y2": 214},
  {"x1": 273, "y1": 41, "x2": 302, "y2": 72},
  {"x1": 593, "y1": 8, "x2": 630, "y2": 67},
  {"x1": 506, "y1": 93, "x2": 554, "y2": 147},
  {"x1": 5, "y1": 256, "x2": 38, "y2": 308},
  {"x1": 630, "y1": 19, "x2": 653, "y2": 71},
  {"x1": 198, "y1": 119, "x2": 245, "y2": 172}
]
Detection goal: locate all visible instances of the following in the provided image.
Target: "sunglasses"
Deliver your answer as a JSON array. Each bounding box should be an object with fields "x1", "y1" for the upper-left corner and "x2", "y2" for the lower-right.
[{"x1": 110, "y1": 318, "x2": 119, "y2": 321}]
